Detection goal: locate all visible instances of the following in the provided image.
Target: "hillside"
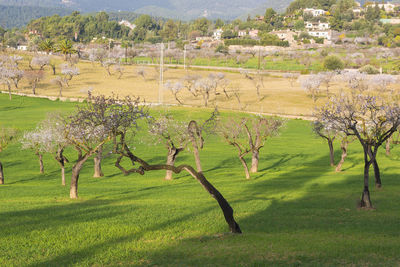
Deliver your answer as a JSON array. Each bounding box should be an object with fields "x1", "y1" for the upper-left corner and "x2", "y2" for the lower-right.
[
  {"x1": 0, "y1": 0, "x2": 294, "y2": 20},
  {"x1": 0, "y1": 5, "x2": 71, "y2": 28}
]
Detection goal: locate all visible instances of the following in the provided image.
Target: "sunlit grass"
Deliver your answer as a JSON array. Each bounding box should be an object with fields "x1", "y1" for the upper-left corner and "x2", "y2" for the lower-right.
[{"x1": 1, "y1": 95, "x2": 400, "y2": 266}]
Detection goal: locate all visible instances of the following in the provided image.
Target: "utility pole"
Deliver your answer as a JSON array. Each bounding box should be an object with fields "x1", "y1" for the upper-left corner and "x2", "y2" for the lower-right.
[
  {"x1": 183, "y1": 44, "x2": 187, "y2": 70},
  {"x1": 159, "y1": 43, "x2": 164, "y2": 104}
]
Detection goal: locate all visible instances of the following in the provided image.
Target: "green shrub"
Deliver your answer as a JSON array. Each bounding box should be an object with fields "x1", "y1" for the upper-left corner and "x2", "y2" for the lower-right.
[
  {"x1": 323, "y1": 55, "x2": 344, "y2": 70},
  {"x1": 360, "y1": 64, "x2": 379, "y2": 74}
]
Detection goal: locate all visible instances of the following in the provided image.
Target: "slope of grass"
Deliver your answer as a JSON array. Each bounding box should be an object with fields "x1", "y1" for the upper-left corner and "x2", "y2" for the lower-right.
[{"x1": 1, "y1": 94, "x2": 400, "y2": 266}]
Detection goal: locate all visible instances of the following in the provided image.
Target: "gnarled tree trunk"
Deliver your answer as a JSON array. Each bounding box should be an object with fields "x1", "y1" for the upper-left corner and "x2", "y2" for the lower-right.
[
  {"x1": 251, "y1": 149, "x2": 259, "y2": 173},
  {"x1": 188, "y1": 121, "x2": 203, "y2": 173},
  {"x1": 93, "y1": 146, "x2": 104, "y2": 178},
  {"x1": 70, "y1": 154, "x2": 91, "y2": 199},
  {"x1": 165, "y1": 147, "x2": 182, "y2": 180},
  {"x1": 335, "y1": 140, "x2": 348, "y2": 172},
  {"x1": 0, "y1": 161, "x2": 4, "y2": 184}
]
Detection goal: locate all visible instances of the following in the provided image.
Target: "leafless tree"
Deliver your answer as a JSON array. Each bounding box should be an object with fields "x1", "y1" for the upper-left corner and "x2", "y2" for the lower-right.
[
  {"x1": 164, "y1": 81, "x2": 184, "y2": 104},
  {"x1": 370, "y1": 74, "x2": 396, "y2": 92},
  {"x1": 181, "y1": 74, "x2": 201, "y2": 97},
  {"x1": 101, "y1": 58, "x2": 115, "y2": 76},
  {"x1": 300, "y1": 75, "x2": 322, "y2": 102},
  {"x1": 148, "y1": 114, "x2": 190, "y2": 180},
  {"x1": 30, "y1": 56, "x2": 50, "y2": 70},
  {"x1": 64, "y1": 94, "x2": 133, "y2": 199},
  {"x1": 283, "y1": 73, "x2": 300, "y2": 87},
  {"x1": 109, "y1": 99, "x2": 241, "y2": 233},
  {"x1": 51, "y1": 76, "x2": 64, "y2": 97},
  {"x1": 244, "y1": 115, "x2": 284, "y2": 173},
  {"x1": 218, "y1": 118, "x2": 251, "y2": 179},
  {"x1": 0, "y1": 128, "x2": 17, "y2": 184},
  {"x1": 113, "y1": 64, "x2": 124, "y2": 79},
  {"x1": 60, "y1": 63, "x2": 80, "y2": 87},
  {"x1": 24, "y1": 70, "x2": 44, "y2": 95},
  {"x1": 316, "y1": 91, "x2": 400, "y2": 208},
  {"x1": 136, "y1": 68, "x2": 147, "y2": 81},
  {"x1": 240, "y1": 69, "x2": 265, "y2": 101},
  {"x1": 312, "y1": 120, "x2": 338, "y2": 167},
  {"x1": 317, "y1": 71, "x2": 336, "y2": 96}
]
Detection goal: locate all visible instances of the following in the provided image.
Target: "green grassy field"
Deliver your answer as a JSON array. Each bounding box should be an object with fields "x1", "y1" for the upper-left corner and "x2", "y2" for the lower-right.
[{"x1": 1, "y1": 94, "x2": 400, "y2": 266}]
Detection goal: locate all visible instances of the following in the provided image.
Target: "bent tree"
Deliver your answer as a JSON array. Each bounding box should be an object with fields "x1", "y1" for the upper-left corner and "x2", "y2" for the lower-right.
[
  {"x1": 316, "y1": 92, "x2": 400, "y2": 208},
  {"x1": 104, "y1": 97, "x2": 241, "y2": 233}
]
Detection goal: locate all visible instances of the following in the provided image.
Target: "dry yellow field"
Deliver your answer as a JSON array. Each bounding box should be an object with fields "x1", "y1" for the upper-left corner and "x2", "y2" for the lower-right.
[{"x1": 4, "y1": 54, "x2": 397, "y2": 117}]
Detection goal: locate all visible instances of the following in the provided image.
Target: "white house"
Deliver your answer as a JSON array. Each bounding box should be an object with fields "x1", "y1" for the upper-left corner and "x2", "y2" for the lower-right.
[
  {"x1": 304, "y1": 8, "x2": 325, "y2": 17},
  {"x1": 308, "y1": 30, "x2": 332, "y2": 40},
  {"x1": 305, "y1": 21, "x2": 330, "y2": 30},
  {"x1": 238, "y1": 30, "x2": 247, "y2": 37},
  {"x1": 119, "y1": 20, "x2": 136, "y2": 30},
  {"x1": 272, "y1": 29, "x2": 297, "y2": 46},
  {"x1": 17, "y1": 45, "x2": 28, "y2": 51},
  {"x1": 213, "y1": 29, "x2": 223, "y2": 40}
]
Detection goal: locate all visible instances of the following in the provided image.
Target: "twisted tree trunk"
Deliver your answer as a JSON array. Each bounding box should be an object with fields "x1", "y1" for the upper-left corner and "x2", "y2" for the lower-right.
[
  {"x1": 93, "y1": 146, "x2": 104, "y2": 178},
  {"x1": 70, "y1": 154, "x2": 91, "y2": 199},
  {"x1": 165, "y1": 147, "x2": 182, "y2": 180},
  {"x1": 115, "y1": 142, "x2": 242, "y2": 234},
  {"x1": 251, "y1": 149, "x2": 259, "y2": 173},
  {"x1": 335, "y1": 140, "x2": 348, "y2": 172}
]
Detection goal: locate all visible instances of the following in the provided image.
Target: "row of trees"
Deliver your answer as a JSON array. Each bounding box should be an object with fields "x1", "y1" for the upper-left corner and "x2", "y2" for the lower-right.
[{"x1": 0, "y1": 54, "x2": 80, "y2": 99}]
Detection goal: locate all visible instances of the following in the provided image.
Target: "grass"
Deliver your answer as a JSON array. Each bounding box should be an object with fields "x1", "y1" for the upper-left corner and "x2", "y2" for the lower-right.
[{"x1": 1, "y1": 94, "x2": 400, "y2": 266}]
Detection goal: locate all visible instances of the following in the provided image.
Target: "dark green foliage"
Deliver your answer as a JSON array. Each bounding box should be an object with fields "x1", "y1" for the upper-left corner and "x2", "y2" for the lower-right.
[
  {"x1": 27, "y1": 12, "x2": 131, "y2": 42},
  {"x1": 0, "y1": 5, "x2": 71, "y2": 29},
  {"x1": 323, "y1": 55, "x2": 344, "y2": 70}
]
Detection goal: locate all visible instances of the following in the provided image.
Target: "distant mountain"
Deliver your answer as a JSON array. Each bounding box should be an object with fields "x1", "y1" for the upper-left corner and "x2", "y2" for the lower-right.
[
  {"x1": 0, "y1": 0, "x2": 295, "y2": 20},
  {"x1": 0, "y1": 5, "x2": 71, "y2": 28}
]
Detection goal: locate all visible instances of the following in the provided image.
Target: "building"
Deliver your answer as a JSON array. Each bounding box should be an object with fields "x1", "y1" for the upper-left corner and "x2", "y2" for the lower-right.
[
  {"x1": 308, "y1": 30, "x2": 332, "y2": 40},
  {"x1": 119, "y1": 20, "x2": 136, "y2": 30},
  {"x1": 17, "y1": 44, "x2": 28, "y2": 51},
  {"x1": 272, "y1": 29, "x2": 297, "y2": 46},
  {"x1": 305, "y1": 21, "x2": 330, "y2": 30},
  {"x1": 303, "y1": 8, "x2": 326, "y2": 17},
  {"x1": 249, "y1": 29, "x2": 259, "y2": 39},
  {"x1": 213, "y1": 29, "x2": 223, "y2": 40},
  {"x1": 238, "y1": 30, "x2": 247, "y2": 37}
]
